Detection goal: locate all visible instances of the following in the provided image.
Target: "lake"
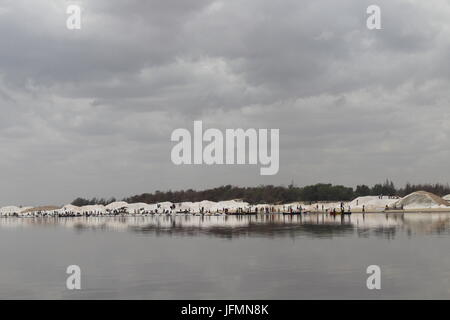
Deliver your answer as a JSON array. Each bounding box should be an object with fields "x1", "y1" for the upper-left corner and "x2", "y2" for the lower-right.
[{"x1": 0, "y1": 213, "x2": 449, "y2": 299}]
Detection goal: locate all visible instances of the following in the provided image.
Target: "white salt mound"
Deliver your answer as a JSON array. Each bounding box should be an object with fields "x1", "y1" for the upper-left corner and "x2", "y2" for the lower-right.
[
  {"x1": 61, "y1": 204, "x2": 81, "y2": 213},
  {"x1": 176, "y1": 202, "x2": 196, "y2": 211},
  {"x1": 157, "y1": 202, "x2": 173, "y2": 210},
  {"x1": 176, "y1": 201, "x2": 217, "y2": 212},
  {"x1": 126, "y1": 202, "x2": 156, "y2": 213},
  {"x1": 81, "y1": 205, "x2": 106, "y2": 214},
  {"x1": 392, "y1": 191, "x2": 449, "y2": 209},
  {"x1": 105, "y1": 201, "x2": 129, "y2": 210},
  {"x1": 0, "y1": 206, "x2": 22, "y2": 215},
  {"x1": 196, "y1": 200, "x2": 217, "y2": 210},
  {"x1": 213, "y1": 200, "x2": 249, "y2": 211},
  {"x1": 349, "y1": 196, "x2": 398, "y2": 210}
]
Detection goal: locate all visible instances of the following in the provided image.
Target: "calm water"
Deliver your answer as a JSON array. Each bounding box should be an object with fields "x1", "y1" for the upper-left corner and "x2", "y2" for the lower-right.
[{"x1": 0, "y1": 213, "x2": 450, "y2": 299}]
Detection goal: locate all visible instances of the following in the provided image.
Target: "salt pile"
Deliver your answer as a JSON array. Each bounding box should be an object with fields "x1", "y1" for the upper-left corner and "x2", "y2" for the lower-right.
[
  {"x1": 0, "y1": 206, "x2": 23, "y2": 216},
  {"x1": 22, "y1": 206, "x2": 61, "y2": 214},
  {"x1": 61, "y1": 204, "x2": 81, "y2": 213},
  {"x1": 391, "y1": 191, "x2": 449, "y2": 209},
  {"x1": 196, "y1": 200, "x2": 217, "y2": 211},
  {"x1": 175, "y1": 200, "x2": 217, "y2": 212},
  {"x1": 157, "y1": 202, "x2": 173, "y2": 211},
  {"x1": 105, "y1": 201, "x2": 128, "y2": 211},
  {"x1": 3, "y1": 191, "x2": 450, "y2": 218},
  {"x1": 212, "y1": 200, "x2": 250, "y2": 211},
  {"x1": 81, "y1": 205, "x2": 106, "y2": 215},
  {"x1": 126, "y1": 202, "x2": 157, "y2": 213},
  {"x1": 176, "y1": 201, "x2": 197, "y2": 212},
  {"x1": 349, "y1": 196, "x2": 398, "y2": 211}
]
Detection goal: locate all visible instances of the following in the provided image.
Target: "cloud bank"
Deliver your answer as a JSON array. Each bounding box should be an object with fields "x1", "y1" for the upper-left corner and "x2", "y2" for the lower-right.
[{"x1": 1, "y1": 0, "x2": 450, "y2": 205}]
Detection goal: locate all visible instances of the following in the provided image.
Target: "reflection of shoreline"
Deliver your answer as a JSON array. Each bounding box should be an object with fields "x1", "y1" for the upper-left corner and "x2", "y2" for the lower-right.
[
  {"x1": 384, "y1": 208, "x2": 450, "y2": 213},
  {"x1": 1, "y1": 213, "x2": 449, "y2": 239}
]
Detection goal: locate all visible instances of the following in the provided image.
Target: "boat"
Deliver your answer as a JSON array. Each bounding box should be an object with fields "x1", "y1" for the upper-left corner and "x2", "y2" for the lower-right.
[
  {"x1": 330, "y1": 211, "x2": 352, "y2": 216},
  {"x1": 225, "y1": 212, "x2": 257, "y2": 216}
]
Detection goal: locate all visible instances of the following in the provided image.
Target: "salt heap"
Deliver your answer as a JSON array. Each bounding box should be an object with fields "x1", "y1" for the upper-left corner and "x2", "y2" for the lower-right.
[
  {"x1": 196, "y1": 200, "x2": 217, "y2": 211},
  {"x1": 212, "y1": 200, "x2": 250, "y2": 212},
  {"x1": 175, "y1": 200, "x2": 226, "y2": 213},
  {"x1": 21, "y1": 206, "x2": 61, "y2": 216},
  {"x1": 443, "y1": 194, "x2": 450, "y2": 202},
  {"x1": 392, "y1": 191, "x2": 449, "y2": 209},
  {"x1": 0, "y1": 206, "x2": 23, "y2": 216},
  {"x1": 81, "y1": 205, "x2": 106, "y2": 215},
  {"x1": 176, "y1": 202, "x2": 197, "y2": 212},
  {"x1": 60, "y1": 204, "x2": 81, "y2": 214},
  {"x1": 126, "y1": 202, "x2": 157, "y2": 213},
  {"x1": 157, "y1": 202, "x2": 173, "y2": 211},
  {"x1": 349, "y1": 196, "x2": 398, "y2": 211},
  {"x1": 105, "y1": 201, "x2": 128, "y2": 211}
]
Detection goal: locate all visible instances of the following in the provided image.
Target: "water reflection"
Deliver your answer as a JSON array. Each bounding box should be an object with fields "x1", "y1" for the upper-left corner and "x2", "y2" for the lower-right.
[{"x1": 1, "y1": 213, "x2": 450, "y2": 239}]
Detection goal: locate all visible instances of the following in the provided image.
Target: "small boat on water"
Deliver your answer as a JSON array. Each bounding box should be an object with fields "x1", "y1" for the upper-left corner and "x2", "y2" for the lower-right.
[
  {"x1": 330, "y1": 211, "x2": 352, "y2": 216},
  {"x1": 175, "y1": 210, "x2": 190, "y2": 214},
  {"x1": 225, "y1": 212, "x2": 257, "y2": 216}
]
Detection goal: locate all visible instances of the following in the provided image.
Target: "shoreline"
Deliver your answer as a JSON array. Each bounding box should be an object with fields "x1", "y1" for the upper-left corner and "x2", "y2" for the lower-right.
[{"x1": 2, "y1": 210, "x2": 450, "y2": 219}]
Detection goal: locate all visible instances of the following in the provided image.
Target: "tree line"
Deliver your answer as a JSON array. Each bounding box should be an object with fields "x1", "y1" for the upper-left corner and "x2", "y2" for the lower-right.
[{"x1": 71, "y1": 180, "x2": 450, "y2": 206}]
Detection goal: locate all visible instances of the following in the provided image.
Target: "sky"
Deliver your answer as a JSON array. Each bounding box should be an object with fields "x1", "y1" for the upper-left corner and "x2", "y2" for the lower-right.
[{"x1": 1, "y1": 0, "x2": 450, "y2": 206}]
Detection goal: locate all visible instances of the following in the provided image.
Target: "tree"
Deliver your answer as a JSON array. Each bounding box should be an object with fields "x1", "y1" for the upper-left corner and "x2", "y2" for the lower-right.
[{"x1": 355, "y1": 185, "x2": 371, "y2": 197}]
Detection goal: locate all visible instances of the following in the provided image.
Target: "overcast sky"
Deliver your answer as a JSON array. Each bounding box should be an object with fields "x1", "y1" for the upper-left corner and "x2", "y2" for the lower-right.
[{"x1": 1, "y1": 0, "x2": 450, "y2": 206}]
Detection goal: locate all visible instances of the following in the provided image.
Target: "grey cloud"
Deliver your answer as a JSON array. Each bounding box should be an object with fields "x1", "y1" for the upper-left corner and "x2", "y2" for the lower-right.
[{"x1": 1, "y1": 0, "x2": 450, "y2": 205}]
